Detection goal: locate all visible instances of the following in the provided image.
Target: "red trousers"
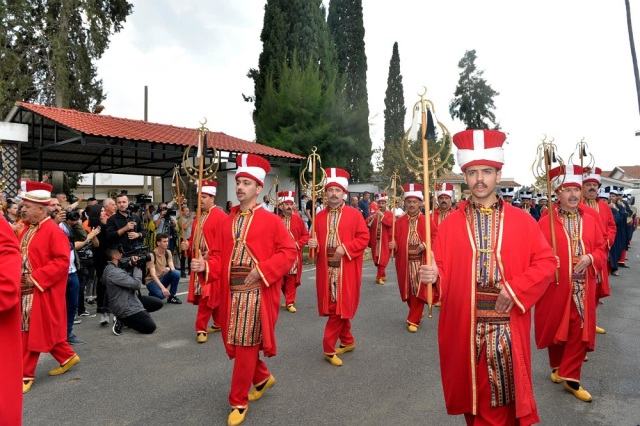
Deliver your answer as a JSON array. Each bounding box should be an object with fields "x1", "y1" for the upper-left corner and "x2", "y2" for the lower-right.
[
  {"x1": 323, "y1": 301, "x2": 354, "y2": 354},
  {"x1": 619, "y1": 249, "x2": 627, "y2": 264},
  {"x1": 375, "y1": 265, "x2": 386, "y2": 280},
  {"x1": 406, "y1": 294, "x2": 425, "y2": 326},
  {"x1": 195, "y1": 302, "x2": 219, "y2": 333},
  {"x1": 22, "y1": 331, "x2": 75, "y2": 380},
  {"x1": 547, "y1": 301, "x2": 588, "y2": 383},
  {"x1": 464, "y1": 349, "x2": 518, "y2": 425},
  {"x1": 229, "y1": 344, "x2": 270, "y2": 408},
  {"x1": 281, "y1": 275, "x2": 297, "y2": 306}
]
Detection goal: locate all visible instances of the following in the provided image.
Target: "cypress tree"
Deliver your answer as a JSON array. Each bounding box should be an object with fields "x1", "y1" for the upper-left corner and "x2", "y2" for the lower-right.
[{"x1": 327, "y1": 0, "x2": 372, "y2": 181}]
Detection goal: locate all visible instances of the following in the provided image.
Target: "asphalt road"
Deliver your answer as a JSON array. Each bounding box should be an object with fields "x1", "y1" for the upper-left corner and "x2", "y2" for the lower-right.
[{"x1": 23, "y1": 238, "x2": 640, "y2": 425}]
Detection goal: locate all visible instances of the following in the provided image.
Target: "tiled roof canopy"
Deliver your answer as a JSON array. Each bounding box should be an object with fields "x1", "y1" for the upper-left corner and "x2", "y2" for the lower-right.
[{"x1": 9, "y1": 102, "x2": 303, "y2": 176}]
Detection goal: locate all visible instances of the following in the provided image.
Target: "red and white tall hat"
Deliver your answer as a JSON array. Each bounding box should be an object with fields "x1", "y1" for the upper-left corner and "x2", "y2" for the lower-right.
[
  {"x1": 375, "y1": 193, "x2": 388, "y2": 202},
  {"x1": 20, "y1": 180, "x2": 53, "y2": 205},
  {"x1": 435, "y1": 183, "x2": 454, "y2": 199},
  {"x1": 402, "y1": 183, "x2": 424, "y2": 201},
  {"x1": 324, "y1": 168, "x2": 350, "y2": 192},
  {"x1": 277, "y1": 190, "x2": 295, "y2": 204},
  {"x1": 198, "y1": 179, "x2": 217, "y2": 197},
  {"x1": 549, "y1": 165, "x2": 583, "y2": 191},
  {"x1": 452, "y1": 129, "x2": 507, "y2": 171},
  {"x1": 235, "y1": 153, "x2": 271, "y2": 186},
  {"x1": 582, "y1": 166, "x2": 602, "y2": 185}
]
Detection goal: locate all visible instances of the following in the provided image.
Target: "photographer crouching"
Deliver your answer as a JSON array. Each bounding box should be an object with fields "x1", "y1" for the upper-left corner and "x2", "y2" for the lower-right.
[{"x1": 103, "y1": 248, "x2": 163, "y2": 336}]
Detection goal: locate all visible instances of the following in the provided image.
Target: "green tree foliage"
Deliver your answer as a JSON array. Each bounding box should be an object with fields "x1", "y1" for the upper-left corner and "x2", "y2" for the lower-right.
[
  {"x1": 256, "y1": 55, "x2": 357, "y2": 180},
  {"x1": 245, "y1": 0, "x2": 335, "y2": 118},
  {"x1": 327, "y1": 0, "x2": 371, "y2": 181},
  {"x1": 449, "y1": 50, "x2": 500, "y2": 130},
  {"x1": 0, "y1": 0, "x2": 133, "y2": 119}
]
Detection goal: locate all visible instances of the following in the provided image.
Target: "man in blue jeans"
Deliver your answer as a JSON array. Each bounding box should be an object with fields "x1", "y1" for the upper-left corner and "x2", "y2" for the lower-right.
[{"x1": 145, "y1": 232, "x2": 182, "y2": 304}]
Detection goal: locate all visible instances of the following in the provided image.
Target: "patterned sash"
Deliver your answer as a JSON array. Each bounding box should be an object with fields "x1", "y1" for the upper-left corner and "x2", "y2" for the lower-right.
[
  {"x1": 560, "y1": 209, "x2": 586, "y2": 327},
  {"x1": 227, "y1": 210, "x2": 262, "y2": 346},
  {"x1": 375, "y1": 214, "x2": 383, "y2": 259},
  {"x1": 283, "y1": 216, "x2": 298, "y2": 275},
  {"x1": 407, "y1": 214, "x2": 422, "y2": 296},
  {"x1": 327, "y1": 208, "x2": 341, "y2": 302},
  {"x1": 193, "y1": 212, "x2": 209, "y2": 296},
  {"x1": 466, "y1": 201, "x2": 514, "y2": 408}
]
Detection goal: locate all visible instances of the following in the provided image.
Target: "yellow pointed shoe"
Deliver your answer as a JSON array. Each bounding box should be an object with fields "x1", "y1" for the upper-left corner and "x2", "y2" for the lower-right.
[
  {"x1": 408, "y1": 324, "x2": 418, "y2": 333},
  {"x1": 286, "y1": 304, "x2": 297, "y2": 313},
  {"x1": 376, "y1": 279, "x2": 384, "y2": 285},
  {"x1": 324, "y1": 354, "x2": 343, "y2": 367},
  {"x1": 197, "y1": 333, "x2": 208, "y2": 343},
  {"x1": 280, "y1": 302, "x2": 287, "y2": 308},
  {"x1": 49, "y1": 354, "x2": 80, "y2": 376},
  {"x1": 23, "y1": 380, "x2": 33, "y2": 394},
  {"x1": 563, "y1": 382, "x2": 592, "y2": 402},
  {"x1": 248, "y1": 375, "x2": 276, "y2": 402},
  {"x1": 550, "y1": 369, "x2": 564, "y2": 384},
  {"x1": 335, "y1": 343, "x2": 355, "y2": 355},
  {"x1": 595, "y1": 326, "x2": 606, "y2": 334},
  {"x1": 227, "y1": 407, "x2": 248, "y2": 426},
  {"x1": 207, "y1": 326, "x2": 221, "y2": 334},
  {"x1": 381, "y1": 276, "x2": 387, "y2": 282}
]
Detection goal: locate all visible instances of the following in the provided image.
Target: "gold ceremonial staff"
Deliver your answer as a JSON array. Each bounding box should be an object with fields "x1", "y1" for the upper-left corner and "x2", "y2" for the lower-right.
[
  {"x1": 532, "y1": 135, "x2": 564, "y2": 285},
  {"x1": 568, "y1": 137, "x2": 595, "y2": 172},
  {"x1": 266, "y1": 175, "x2": 281, "y2": 212},
  {"x1": 389, "y1": 171, "x2": 402, "y2": 259},
  {"x1": 401, "y1": 87, "x2": 452, "y2": 318},
  {"x1": 181, "y1": 119, "x2": 220, "y2": 260},
  {"x1": 172, "y1": 165, "x2": 188, "y2": 258},
  {"x1": 300, "y1": 147, "x2": 326, "y2": 262}
]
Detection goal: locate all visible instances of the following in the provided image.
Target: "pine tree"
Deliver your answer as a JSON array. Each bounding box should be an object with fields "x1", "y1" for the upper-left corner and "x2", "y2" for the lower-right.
[
  {"x1": 449, "y1": 50, "x2": 500, "y2": 130},
  {"x1": 327, "y1": 0, "x2": 372, "y2": 181}
]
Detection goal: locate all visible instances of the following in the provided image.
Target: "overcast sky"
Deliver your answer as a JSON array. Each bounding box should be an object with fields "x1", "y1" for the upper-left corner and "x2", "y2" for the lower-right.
[{"x1": 96, "y1": 0, "x2": 640, "y2": 186}]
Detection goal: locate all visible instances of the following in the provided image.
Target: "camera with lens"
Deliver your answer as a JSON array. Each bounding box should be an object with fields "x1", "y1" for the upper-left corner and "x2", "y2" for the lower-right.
[
  {"x1": 135, "y1": 193, "x2": 153, "y2": 204},
  {"x1": 118, "y1": 245, "x2": 152, "y2": 270},
  {"x1": 65, "y1": 210, "x2": 81, "y2": 221}
]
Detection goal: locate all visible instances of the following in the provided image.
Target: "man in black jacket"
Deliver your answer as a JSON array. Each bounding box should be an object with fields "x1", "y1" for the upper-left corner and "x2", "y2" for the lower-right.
[{"x1": 106, "y1": 193, "x2": 145, "y2": 252}]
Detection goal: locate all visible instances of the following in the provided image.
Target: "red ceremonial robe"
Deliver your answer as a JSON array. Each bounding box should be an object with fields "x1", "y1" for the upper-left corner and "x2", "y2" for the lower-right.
[
  {"x1": 582, "y1": 199, "x2": 616, "y2": 299},
  {"x1": 20, "y1": 217, "x2": 70, "y2": 353},
  {"x1": 394, "y1": 214, "x2": 438, "y2": 302},
  {"x1": 186, "y1": 206, "x2": 228, "y2": 305},
  {"x1": 0, "y1": 218, "x2": 22, "y2": 425},
  {"x1": 433, "y1": 201, "x2": 555, "y2": 424},
  {"x1": 536, "y1": 205, "x2": 607, "y2": 352},
  {"x1": 282, "y1": 212, "x2": 310, "y2": 285},
  {"x1": 314, "y1": 204, "x2": 370, "y2": 319},
  {"x1": 209, "y1": 205, "x2": 297, "y2": 358},
  {"x1": 369, "y1": 209, "x2": 393, "y2": 267},
  {"x1": 430, "y1": 208, "x2": 452, "y2": 233}
]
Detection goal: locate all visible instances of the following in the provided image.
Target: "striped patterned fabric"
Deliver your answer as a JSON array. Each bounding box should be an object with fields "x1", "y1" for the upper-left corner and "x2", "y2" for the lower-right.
[
  {"x1": 559, "y1": 209, "x2": 586, "y2": 326},
  {"x1": 20, "y1": 223, "x2": 38, "y2": 331},
  {"x1": 476, "y1": 322, "x2": 515, "y2": 407}
]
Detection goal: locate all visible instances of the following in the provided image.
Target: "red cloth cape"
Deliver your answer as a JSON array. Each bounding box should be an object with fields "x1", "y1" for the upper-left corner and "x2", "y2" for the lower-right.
[
  {"x1": 535, "y1": 205, "x2": 607, "y2": 352},
  {"x1": 0, "y1": 218, "x2": 23, "y2": 425},
  {"x1": 19, "y1": 217, "x2": 70, "y2": 353},
  {"x1": 314, "y1": 204, "x2": 369, "y2": 319},
  {"x1": 281, "y1": 213, "x2": 309, "y2": 285},
  {"x1": 393, "y1": 214, "x2": 437, "y2": 302},
  {"x1": 581, "y1": 199, "x2": 616, "y2": 299},
  {"x1": 209, "y1": 206, "x2": 297, "y2": 358},
  {"x1": 186, "y1": 207, "x2": 228, "y2": 305},
  {"x1": 433, "y1": 201, "x2": 556, "y2": 424},
  {"x1": 369, "y1": 209, "x2": 393, "y2": 267}
]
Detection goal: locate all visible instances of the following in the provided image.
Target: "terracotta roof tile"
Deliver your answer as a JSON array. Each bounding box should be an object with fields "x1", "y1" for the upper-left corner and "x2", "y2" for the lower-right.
[
  {"x1": 616, "y1": 165, "x2": 640, "y2": 179},
  {"x1": 16, "y1": 102, "x2": 303, "y2": 160}
]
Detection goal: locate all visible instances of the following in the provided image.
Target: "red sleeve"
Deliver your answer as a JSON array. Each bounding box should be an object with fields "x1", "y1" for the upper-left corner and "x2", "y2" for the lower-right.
[
  {"x1": 0, "y1": 218, "x2": 21, "y2": 311},
  {"x1": 342, "y1": 212, "x2": 370, "y2": 260}
]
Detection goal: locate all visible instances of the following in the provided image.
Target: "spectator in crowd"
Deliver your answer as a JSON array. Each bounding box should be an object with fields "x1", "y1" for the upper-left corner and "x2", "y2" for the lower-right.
[
  {"x1": 225, "y1": 201, "x2": 233, "y2": 214},
  {"x1": 106, "y1": 193, "x2": 144, "y2": 252},
  {"x1": 179, "y1": 205, "x2": 194, "y2": 278},
  {"x1": 4, "y1": 200, "x2": 24, "y2": 236},
  {"x1": 145, "y1": 232, "x2": 182, "y2": 304},
  {"x1": 88, "y1": 204, "x2": 109, "y2": 320},
  {"x1": 153, "y1": 202, "x2": 177, "y2": 251},
  {"x1": 358, "y1": 192, "x2": 371, "y2": 220}
]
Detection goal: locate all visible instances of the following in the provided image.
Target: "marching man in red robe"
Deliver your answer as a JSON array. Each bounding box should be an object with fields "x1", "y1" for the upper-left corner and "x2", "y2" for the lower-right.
[
  {"x1": 536, "y1": 165, "x2": 607, "y2": 403},
  {"x1": 581, "y1": 166, "x2": 616, "y2": 335},
  {"x1": 419, "y1": 130, "x2": 556, "y2": 425},
  {"x1": 182, "y1": 180, "x2": 227, "y2": 343},
  {"x1": 431, "y1": 182, "x2": 454, "y2": 232},
  {"x1": 388, "y1": 183, "x2": 437, "y2": 332},
  {"x1": 369, "y1": 192, "x2": 393, "y2": 285},
  {"x1": 0, "y1": 216, "x2": 23, "y2": 424},
  {"x1": 277, "y1": 190, "x2": 309, "y2": 313},
  {"x1": 202, "y1": 154, "x2": 297, "y2": 426},
  {"x1": 307, "y1": 168, "x2": 369, "y2": 367},
  {"x1": 19, "y1": 181, "x2": 80, "y2": 394}
]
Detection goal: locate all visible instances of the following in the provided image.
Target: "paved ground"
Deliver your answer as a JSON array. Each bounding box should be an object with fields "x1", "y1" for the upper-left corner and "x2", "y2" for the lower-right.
[{"x1": 23, "y1": 237, "x2": 640, "y2": 425}]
